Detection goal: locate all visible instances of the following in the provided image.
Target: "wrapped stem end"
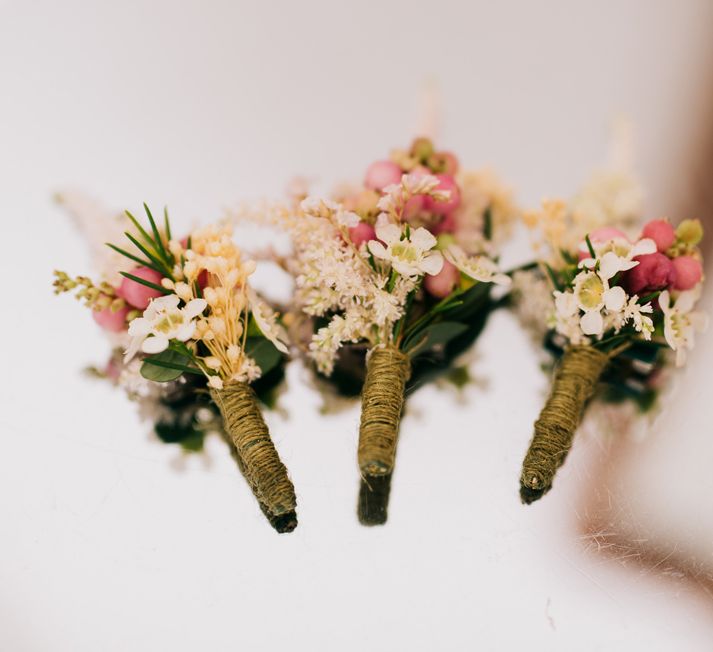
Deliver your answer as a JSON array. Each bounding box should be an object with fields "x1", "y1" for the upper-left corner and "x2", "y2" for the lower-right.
[
  {"x1": 358, "y1": 346, "x2": 411, "y2": 477},
  {"x1": 358, "y1": 473, "x2": 393, "y2": 526},
  {"x1": 211, "y1": 382, "x2": 297, "y2": 528},
  {"x1": 520, "y1": 346, "x2": 609, "y2": 505}
]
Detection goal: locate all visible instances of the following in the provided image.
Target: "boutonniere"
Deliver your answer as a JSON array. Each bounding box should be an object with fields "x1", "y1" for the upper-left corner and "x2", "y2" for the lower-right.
[{"x1": 54, "y1": 201, "x2": 297, "y2": 532}]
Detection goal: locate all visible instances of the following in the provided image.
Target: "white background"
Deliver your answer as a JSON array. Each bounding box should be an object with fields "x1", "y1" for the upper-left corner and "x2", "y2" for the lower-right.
[{"x1": 2, "y1": 1, "x2": 713, "y2": 650}]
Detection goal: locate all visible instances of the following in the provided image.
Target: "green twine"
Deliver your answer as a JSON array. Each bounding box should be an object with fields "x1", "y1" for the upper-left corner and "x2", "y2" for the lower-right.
[
  {"x1": 358, "y1": 346, "x2": 412, "y2": 477},
  {"x1": 210, "y1": 382, "x2": 297, "y2": 522},
  {"x1": 520, "y1": 346, "x2": 609, "y2": 504}
]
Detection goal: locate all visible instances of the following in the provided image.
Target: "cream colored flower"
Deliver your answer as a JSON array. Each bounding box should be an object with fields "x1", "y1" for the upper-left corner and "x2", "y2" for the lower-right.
[
  {"x1": 579, "y1": 237, "x2": 656, "y2": 279},
  {"x1": 125, "y1": 295, "x2": 207, "y2": 361},
  {"x1": 444, "y1": 245, "x2": 511, "y2": 286},
  {"x1": 207, "y1": 375, "x2": 224, "y2": 390},
  {"x1": 552, "y1": 290, "x2": 588, "y2": 345},
  {"x1": 660, "y1": 288, "x2": 708, "y2": 366},
  {"x1": 622, "y1": 296, "x2": 654, "y2": 340},
  {"x1": 248, "y1": 288, "x2": 289, "y2": 353},
  {"x1": 300, "y1": 196, "x2": 359, "y2": 228},
  {"x1": 573, "y1": 270, "x2": 626, "y2": 335},
  {"x1": 368, "y1": 222, "x2": 443, "y2": 277},
  {"x1": 376, "y1": 173, "x2": 449, "y2": 217}
]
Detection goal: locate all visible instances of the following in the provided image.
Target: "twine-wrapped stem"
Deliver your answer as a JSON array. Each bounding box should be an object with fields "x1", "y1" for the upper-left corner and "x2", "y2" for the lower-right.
[
  {"x1": 358, "y1": 346, "x2": 411, "y2": 477},
  {"x1": 210, "y1": 381, "x2": 296, "y2": 523},
  {"x1": 520, "y1": 346, "x2": 609, "y2": 504}
]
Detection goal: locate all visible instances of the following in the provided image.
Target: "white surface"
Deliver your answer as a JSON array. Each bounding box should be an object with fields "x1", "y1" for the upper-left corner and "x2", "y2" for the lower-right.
[{"x1": 2, "y1": 2, "x2": 713, "y2": 650}]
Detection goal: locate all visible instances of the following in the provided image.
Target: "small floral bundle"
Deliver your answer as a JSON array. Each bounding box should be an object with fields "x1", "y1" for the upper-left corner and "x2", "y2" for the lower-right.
[
  {"x1": 54, "y1": 204, "x2": 297, "y2": 532},
  {"x1": 517, "y1": 195, "x2": 707, "y2": 504},
  {"x1": 275, "y1": 137, "x2": 517, "y2": 523}
]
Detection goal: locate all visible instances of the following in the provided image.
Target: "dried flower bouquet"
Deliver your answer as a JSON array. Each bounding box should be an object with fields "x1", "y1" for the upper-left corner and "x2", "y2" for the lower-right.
[
  {"x1": 515, "y1": 188, "x2": 706, "y2": 504},
  {"x1": 273, "y1": 138, "x2": 518, "y2": 523},
  {"x1": 54, "y1": 202, "x2": 297, "y2": 532}
]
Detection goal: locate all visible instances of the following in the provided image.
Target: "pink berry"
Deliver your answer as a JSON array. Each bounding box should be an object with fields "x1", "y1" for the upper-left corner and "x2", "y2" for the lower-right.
[
  {"x1": 424, "y1": 174, "x2": 461, "y2": 215},
  {"x1": 671, "y1": 255, "x2": 703, "y2": 290},
  {"x1": 364, "y1": 160, "x2": 402, "y2": 191},
  {"x1": 424, "y1": 259, "x2": 460, "y2": 298},
  {"x1": 403, "y1": 195, "x2": 426, "y2": 220},
  {"x1": 431, "y1": 212, "x2": 456, "y2": 235},
  {"x1": 193, "y1": 270, "x2": 208, "y2": 289},
  {"x1": 348, "y1": 222, "x2": 376, "y2": 248},
  {"x1": 117, "y1": 266, "x2": 164, "y2": 309},
  {"x1": 437, "y1": 151, "x2": 459, "y2": 176},
  {"x1": 92, "y1": 305, "x2": 129, "y2": 333},
  {"x1": 642, "y1": 219, "x2": 676, "y2": 252},
  {"x1": 589, "y1": 227, "x2": 629, "y2": 243},
  {"x1": 578, "y1": 227, "x2": 630, "y2": 261},
  {"x1": 624, "y1": 252, "x2": 677, "y2": 295}
]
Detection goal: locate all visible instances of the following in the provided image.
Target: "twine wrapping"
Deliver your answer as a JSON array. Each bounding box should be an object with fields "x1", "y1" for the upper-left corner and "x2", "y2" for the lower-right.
[
  {"x1": 358, "y1": 346, "x2": 412, "y2": 477},
  {"x1": 219, "y1": 428, "x2": 297, "y2": 533},
  {"x1": 520, "y1": 346, "x2": 609, "y2": 504},
  {"x1": 210, "y1": 382, "x2": 296, "y2": 521}
]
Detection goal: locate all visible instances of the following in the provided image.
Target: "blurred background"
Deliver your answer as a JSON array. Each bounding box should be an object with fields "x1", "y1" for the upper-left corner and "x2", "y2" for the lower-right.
[{"x1": 1, "y1": 1, "x2": 712, "y2": 650}]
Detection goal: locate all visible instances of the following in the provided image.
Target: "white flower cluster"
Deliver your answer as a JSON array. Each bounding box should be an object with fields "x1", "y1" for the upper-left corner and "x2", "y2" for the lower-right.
[
  {"x1": 290, "y1": 200, "x2": 427, "y2": 374},
  {"x1": 376, "y1": 173, "x2": 449, "y2": 217},
  {"x1": 659, "y1": 287, "x2": 707, "y2": 366},
  {"x1": 552, "y1": 237, "x2": 657, "y2": 345}
]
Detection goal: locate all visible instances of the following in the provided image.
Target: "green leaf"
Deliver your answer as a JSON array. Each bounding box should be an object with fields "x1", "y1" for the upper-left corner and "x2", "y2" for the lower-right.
[
  {"x1": 124, "y1": 232, "x2": 171, "y2": 275},
  {"x1": 163, "y1": 206, "x2": 172, "y2": 242},
  {"x1": 483, "y1": 207, "x2": 493, "y2": 241},
  {"x1": 585, "y1": 234, "x2": 596, "y2": 258},
  {"x1": 544, "y1": 263, "x2": 562, "y2": 291},
  {"x1": 120, "y1": 271, "x2": 170, "y2": 295},
  {"x1": 143, "y1": 203, "x2": 169, "y2": 262},
  {"x1": 440, "y1": 282, "x2": 490, "y2": 321},
  {"x1": 245, "y1": 336, "x2": 283, "y2": 375},
  {"x1": 141, "y1": 349, "x2": 202, "y2": 382},
  {"x1": 638, "y1": 291, "x2": 661, "y2": 305},
  {"x1": 402, "y1": 321, "x2": 469, "y2": 357},
  {"x1": 124, "y1": 210, "x2": 156, "y2": 248},
  {"x1": 105, "y1": 242, "x2": 159, "y2": 271}
]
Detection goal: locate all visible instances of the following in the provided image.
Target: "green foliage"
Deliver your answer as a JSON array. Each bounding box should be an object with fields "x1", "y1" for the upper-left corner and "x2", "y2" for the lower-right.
[
  {"x1": 119, "y1": 271, "x2": 170, "y2": 295},
  {"x1": 108, "y1": 203, "x2": 176, "y2": 279},
  {"x1": 403, "y1": 321, "x2": 469, "y2": 357},
  {"x1": 245, "y1": 336, "x2": 283, "y2": 375},
  {"x1": 140, "y1": 349, "x2": 202, "y2": 382}
]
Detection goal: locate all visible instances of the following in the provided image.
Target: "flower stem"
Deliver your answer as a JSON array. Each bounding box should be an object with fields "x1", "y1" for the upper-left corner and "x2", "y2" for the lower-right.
[
  {"x1": 520, "y1": 346, "x2": 609, "y2": 504},
  {"x1": 358, "y1": 346, "x2": 411, "y2": 477},
  {"x1": 210, "y1": 381, "x2": 297, "y2": 528}
]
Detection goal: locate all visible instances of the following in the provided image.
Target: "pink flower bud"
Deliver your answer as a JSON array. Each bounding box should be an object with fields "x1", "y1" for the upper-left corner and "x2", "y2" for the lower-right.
[
  {"x1": 671, "y1": 255, "x2": 703, "y2": 290},
  {"x1": 624, "y1": 252, "x2": 676, "y2": 295},
  {"x1": 364, "y1": 160, "x2": 403, "y2": 191},
  {"x1": 431, "y1": 212, "x2": 456, "y2": 235},
  {"x1": 348, "y1": 222, "x2": 376, "y2": 248},
  {"x1": 424, "y1": 174, "x2": 461, "y2": 215},
  {"x1": 117, "y1": 266, "x2": 164, "y2": 309},
  {"x1": 92, "y1": 305, "x2": 129, "y2": 332},
  {"x1": 424, "y1": 259, "x2": 460, "y2": 298},
  {"x1": 641, "y1": 219, "x2": 676, "y2": 252}
]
